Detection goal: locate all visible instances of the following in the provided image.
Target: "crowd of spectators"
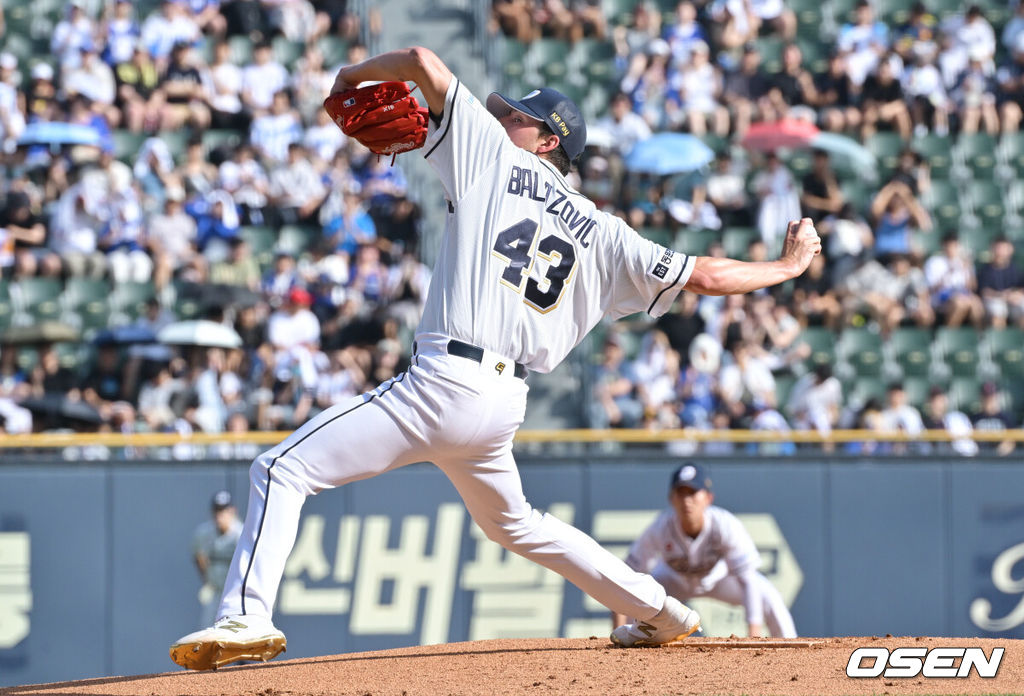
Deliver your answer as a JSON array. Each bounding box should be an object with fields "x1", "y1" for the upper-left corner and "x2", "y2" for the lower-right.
[
  {"x1": 0, "y1": 0, "x2": 435, "y2": 442},
  {"x1": 492, "y1": 0, "x2": 1024, "y2": 452}
]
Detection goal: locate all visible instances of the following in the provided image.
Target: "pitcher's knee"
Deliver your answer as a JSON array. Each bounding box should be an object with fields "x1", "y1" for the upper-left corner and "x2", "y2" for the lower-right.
[{"x1": 474, "y1": 508, "x2": 543, "y2": 547}]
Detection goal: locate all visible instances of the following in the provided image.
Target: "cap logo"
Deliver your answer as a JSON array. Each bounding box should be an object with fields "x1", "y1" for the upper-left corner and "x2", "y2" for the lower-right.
[
  {"x1": 523, "y1": 89, "x2": 541, "y2": 99},
  {"x1": 549, "y1": 111, "x2": 570, "y2": 137},
  {"x1": 678, "y1": 465, "x2": 696, "y2": 482}
]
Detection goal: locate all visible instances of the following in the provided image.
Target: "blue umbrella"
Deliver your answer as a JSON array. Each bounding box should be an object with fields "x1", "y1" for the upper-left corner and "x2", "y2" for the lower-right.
[
  {"x1": 18, "y1": 121, "x2": 102, "y2": 147},
  {"x1": 809, "y1": 131, "x2": 877, "y2": 179},
  {"x1": 625, "y1": 133, "x2": 715, "y2": 176}
]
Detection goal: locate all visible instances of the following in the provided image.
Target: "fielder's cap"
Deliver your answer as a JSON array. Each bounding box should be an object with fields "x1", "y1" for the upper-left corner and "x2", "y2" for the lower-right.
[
  {"x1": 669, "y1": 463, "x2": 712, "y2": 493},
  {"x1": 211, "y1": 490, "x2": 233, "y2": 510},
  {"x1": 486, "y1": 87, "x2": 587, "y2": 163}
]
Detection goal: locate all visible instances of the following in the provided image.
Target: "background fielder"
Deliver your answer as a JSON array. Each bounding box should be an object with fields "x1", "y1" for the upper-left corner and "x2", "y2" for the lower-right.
[
  {"x1": 613, "y1": 463, "x2": 797, "y2": 638},
  {"x1": 169, "y1": 45, "x2": 821, "y2": 669}
]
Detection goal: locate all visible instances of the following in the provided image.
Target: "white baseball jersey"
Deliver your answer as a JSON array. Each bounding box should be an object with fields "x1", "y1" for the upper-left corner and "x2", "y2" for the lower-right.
[
  {"x1": 419, "y1": 78, "x2": 695, "y2": 373},
  {"x1": 625, "y1": 506, "x2": 777, "y2": 628}
]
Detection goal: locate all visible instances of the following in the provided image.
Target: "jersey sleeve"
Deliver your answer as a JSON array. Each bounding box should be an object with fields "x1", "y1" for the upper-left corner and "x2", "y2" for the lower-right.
[
  {"x1": 624, "y1": 510, "x2": 671, "y2": 572},
  {"x1": 422, "y1": 77, "x2": 508, "y2": 203},
  {"x1": 605, "y1": 219, "x2": 695, "y2": 319},
  {"x1": 718, "y1": 509, "x2": 760, "y2": 577}
]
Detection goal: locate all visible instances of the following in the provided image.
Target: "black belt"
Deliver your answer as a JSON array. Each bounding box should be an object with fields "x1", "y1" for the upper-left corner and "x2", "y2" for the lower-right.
[{"x1": 416, "y1": 339, "x2": 528, "y2": 379}]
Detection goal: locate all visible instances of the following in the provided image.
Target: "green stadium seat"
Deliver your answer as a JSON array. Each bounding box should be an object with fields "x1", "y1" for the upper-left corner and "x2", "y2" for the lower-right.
[
  {"x1": 722, "y1": 226, "x2": 758, "y2": 260},
  {"x1": 602, "y1": 0, "x2": 636, "y2": 27},
  {"x1": 865, "y1": 132, "x2": 906, "y2": 180},
  {"x1": 926, "y1": 0, "x2": 965, "y2": 21},
  {"x1": 955, "y1": 133, "x2": 998, "y2": 181},
  {"x1": 958, "y1": 224, "x2": 1002, "y2": 262},
  {"x1": 573, "y1": 39, "x2": 616, "y2": 85},
  {"x1": 639, "y1": 227, "x2": 673, "y2": 247},
  {"x1": 798, "y1": 327, "x2": 836, "y2": 368},
  {"x1": 272, "y1": 37, "x2": 305, "y2": 69},
  {"x1": 317, "y1": 36, "x2": 350, "y2": 66},
  {"x1": 499, "y1": 37, "x2": 529, "y2": 85},
  {"x1": 157, "y1": 130, "x2": 192, "y2": 164},
  {"x1": 981, "y1": 328, "x2": 1024, "y2": 379},
  {"x1": 887, "y1": 327, "x2": 933, "y2": 378},
  {"x1": 755, "y1": 36, "x2": 785, "y2": 74},
  {"x1": 0, "y1": 281, "x2": 12, "y2": 330},
  {"x1": 922, "y1": 180, "x2": 961, "y2": 231},
  {"x1": 934, "y1": 327, "x2": 980, "y2": 378},
  {"x1": 277, "y1": 225, "x2": 318, "y2": 257},
  {"x1": 112, "y1": 130, "x2": 147, "y2": 163},
  {"x1": 847, "y1": 376, "x2": 888, "y2": 408},
  {"x1": 202, "y1": 129, "x2": 242, "y2": 155},
  {"x1": 948, "y1": 376, "x2": 982, "y2": 413},
  {"x1": 774, "y1": 373, "x2": 797, "y2": 410},
  {"x1": 964, "y1": 180, "x2": 1006, "y2": 233},
  {"x1": 228, "y1": 35, "x2": 254, "y2": 66},
  {"x1": 529, "y1": 38, "x2": 572, "y2": 83},
  {"x1": 881, "y1": 0, "x2": 919, "y2": 25},
  {"x1": 63, "y1": 278, "x2": 112, "y2": 333},
  {"x1": 912, "y1": 133, "x2": 953, "y2": 180},
  {"x1": 110, "y1": 281, "x2": 156, "y2": 321},
  {"x1": 837, "y1": 327, "x2": 885, "y2": 377},
  {"x1": 902, "y1": 376, "x2": 932, "y2": 410},
  {"x1": 240, "y1": 225, "x2": 278, "y2": 269},
  {"x1": 790, "y1": 0, "x2": 824, "y2": 39},
  {"x1": 12, "y1": 277, "x2": 62, "y2": 322},
  {"x1": 169, "y1": 280, "x2": 203, "y2": 320},
  {"x1": 997, "y1": 131, "x2": 1024, "y2": 178},
  {"x1": 675, "y1": 228, "x2": 718, "y2": 256}
]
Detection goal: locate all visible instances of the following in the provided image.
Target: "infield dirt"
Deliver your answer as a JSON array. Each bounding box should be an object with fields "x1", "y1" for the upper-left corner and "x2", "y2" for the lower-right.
[{"x1": 2, "y1": 636, "x2": 1021, "y2": 696}]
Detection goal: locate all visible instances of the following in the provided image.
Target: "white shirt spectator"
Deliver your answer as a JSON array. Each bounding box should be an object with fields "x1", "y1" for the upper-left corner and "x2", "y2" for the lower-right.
[
  {"x1": 837, "y1": 19, "x2": 889, "y2": 86},
  {"x1": 219, "y1": 156, "x2": 269, "y2": 209},
  {"x1": 786, "y1": 371, "x2": 843, "y2": 436},
  {"x1": 207, "y1": 60, "x2": 243, "y2": 114},
  {"x1": 269, "y1": 158, "x2": 327, "y2": 209},
  {"x1": 303, "y1": 115, "x2": 347, "y2": 163},
  {"x1": 64, "y1": 54, "x2": 117, "y2": 105},
  {"x1": 250, "y1": 111, "x2": 303, "y2": 163},
  {"x1": 140, "y1": 10, "x2": 199, "y2": 61},
  {"x1": 268, "y1": 307, "x2": 320, "y2": 351},
  {"x1": 51, "y1": 8, "x2": 96, "y2": 71},
  {"x1": 881, "y1": 401, "x2": 925, "y2": 435},
  {"x1": 241, "y1": 60, "x2": 289, "y2": 112},
  {"x1": 51, "y1": 182, "x2": 103, "y2": 255}
]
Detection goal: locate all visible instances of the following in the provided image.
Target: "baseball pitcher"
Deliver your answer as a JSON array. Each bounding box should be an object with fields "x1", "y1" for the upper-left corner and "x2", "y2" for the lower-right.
[{"x1": 170, "y1": 46, "x2": 821, "y2": 670}]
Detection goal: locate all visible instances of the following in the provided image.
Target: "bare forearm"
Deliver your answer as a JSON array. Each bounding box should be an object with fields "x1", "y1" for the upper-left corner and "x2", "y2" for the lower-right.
[{"x1": 684, "y1": 256, "x2": 799, "y2": 296}]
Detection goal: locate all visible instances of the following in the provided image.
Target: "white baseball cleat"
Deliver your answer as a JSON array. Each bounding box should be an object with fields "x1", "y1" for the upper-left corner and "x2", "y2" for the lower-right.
[
  {"x1": 169, "y1": 614, "x2": 286, "y2": 670},
  {"x1": 610, "y1": 596, "x2": 701, "y2": 647}
]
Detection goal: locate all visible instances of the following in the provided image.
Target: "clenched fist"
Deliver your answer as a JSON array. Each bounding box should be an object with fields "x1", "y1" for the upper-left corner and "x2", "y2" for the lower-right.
[{"x1": 779, "y1": 217, "x2": 822, "y2": 277}]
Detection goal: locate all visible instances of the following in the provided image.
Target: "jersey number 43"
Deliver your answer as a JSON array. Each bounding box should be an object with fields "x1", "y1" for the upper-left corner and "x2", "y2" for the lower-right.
[{"x1": 491, "y1": 218, "x2": 578, "y2": 314}]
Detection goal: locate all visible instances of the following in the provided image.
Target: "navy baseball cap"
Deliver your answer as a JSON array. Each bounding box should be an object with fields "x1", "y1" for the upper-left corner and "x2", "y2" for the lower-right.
[
  {"x1": 486, "y1": 87, "x2": 587, "y2": 162},
  {"x1": 211, "y1": 490, "x2": 233, "y2": 510},
  {"x1": 669, "y1": 463, "x2": 712, "y2": 493}
]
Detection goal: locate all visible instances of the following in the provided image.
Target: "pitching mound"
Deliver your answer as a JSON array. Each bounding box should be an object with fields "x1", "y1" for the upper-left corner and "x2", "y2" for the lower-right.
[{"x1": 3, "y1": 636, "x2": 1021, "y2": 696}]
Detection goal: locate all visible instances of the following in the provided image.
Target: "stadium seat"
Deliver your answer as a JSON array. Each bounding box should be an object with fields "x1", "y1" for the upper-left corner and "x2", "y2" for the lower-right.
[
  {"x1": 63, "y1": 278, "x2": 112, "y2": 333},
  {"x1": 926, "y1": 0, "x2": 965, "y2": 21},
  {"x1": 317, "y1": 36, "x2": 349, "y2": 66},
  {"x1": 240, "y1": 225, "x2": 278, "y2": 269},
  {"x1": 912, "y1": 133, "x2": 953, "y2": 180},
  {"x1": 602, "y1": 0, "x2": 636, "y2": 27},
  {"x1": 529, "y1": 38, "x2": 571, "y2": 84},
  {"x1": 169, "y1": 280, "x2": 204, "y2": 320},
  {"x1": 272, "y1": 37, "x2": 305, "y2": 69},
  {"x1": 997, "y1": 131, "x2": 1024, "y2": 179},
  {"x1": 790, "y1": 0, "x2": 824, "y2": 39},
  {"x1": 798, "y1": 326, "x2": 836, "y2": 368},
  {"x1": 499, "y1": 36, "x2": 528, "y2": 85},
  {"x1": 887, "y1": 327, "x2": 933, "y2": 378},
  {"x1": 934, "y1": 327, "x2": 980, "y2": 378},
  {"x1": 901, "y1": 376, "x2": 932, "y2": 410},
  {"x1": 948, "y1": 376, "x2": 982, "y2": 413},
  {"x1": 228, "y1": 35, "x2": 254, "y2": 66},
  {"x1": 0, "y1": 281, "x2": 13, "y2": 330},
  {"x1": 157, "y1": 130, "x2": 192, "y2": 164},
  {"x1": 675, "y1": 228, "x2": 718, "y2": 256},
  {"x1": 964, "y1": 180, "x2": 1006, "y2": 234},
  {"x1": 113, "y1": 130, "x2": 147, "y2": 163},
  {"x1": 840, "y1": 180, "x2": 874, "y2": 217},
  {"x1": 837, "y1": 327, "x2": 885, "y2": 377},
  {"x1": 881, "y1": 0, "x2": 919, "y2": 25},
  {"x1": 201, "y1": 129, "x2": 242, "y2": 156},
  {"x1": 12, "y1": 277, "x2": 62, "y2": 322},
  {"x1": 277, "y1": 225, "x2": 318, "y2": 257},
  {"x1": 755, "y1": 36, "x2": 785, "y2": 74},
  {"x1": 110, "y1": 281, "x2": 156, "y2": 321},
  {"x1": 846, "y1": 376, "x2": 888, "y2": 408},
  {"x1": 722, "y1": 226, "x2": 757, "y2": 260},
  {"x1": 922, "y1": 179, "x2": 961, "y2": 231},
  {"x1": 958, "y1": 224, "x2": 1001, "y2": 262},
  {"x1": 639, "y1": 227, "x2": 673, "y2": 247},
  {"x1": 981, "y1": 328, "x2": 1024, "y2": 379},
  {"x1": 572, "y1": 39, "x2": 616, "y2": 85},
  {"x1": 955, "y1": 133, "x2": 998, "y2": 181},
  {"x1": 865, "y1": 132, "x2": 906, "y2": 180}
]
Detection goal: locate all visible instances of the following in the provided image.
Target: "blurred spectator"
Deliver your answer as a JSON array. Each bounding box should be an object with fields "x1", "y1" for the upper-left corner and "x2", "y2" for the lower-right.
[
  {"x1": 792, "y1": 253, "x2": 842, "y2": 329},
  {"x1": 533, "y1": 0, "x2": 576, "y2": 42},
  {"x1": 705, "y1": 152, "x2": 751, "y2": 228},
  {"x1": 903, "y1": 42, "x2": 950, "y2": 136},
  {"x1": 707, "y1": 0, "x2": 757, "y2": 51},
  {"x1": 664, "y1": 1, "x2": 708, "y2": 66},
  {"x1": 893, "y1": 3, "x2": 938, "y2": 63},
  {"x1": 752, "y1": 151, "x2": 800, "y2": 255},
  {"x1": 573, "y1": 0, "x2": 606, "y2": 42},
  {"x1": 787, "y1": 364, "x2": 842, "y2": 442},
  {"x1": 631, "y1": 332, "x2": 680, "y2": 429},
  {"x1": 668, "y1": 41, "x2": 729, "y2": 136},
  {"x1": 209, "y1": 236, "x2": 261, "y2": 289},
  {"x1": 262, "y1": 250, "x2": 299, "y2": 301},
  {"x1": 115, "y1": 42, "x2": 162, "y2": 132},
  {"x1": 218, "y1": 144, "x2": 270, "y2": 224},
  {"x1": 267, "y1": 286, "x2": 321, "y2": 424},
  {"x1": 315, "y1": 347, "x2": 365, "y2": 410},
  {"x1": 149, "y1": 192, "x2": 203, "y2": 288},
  {"x1": 924, "y1": 232, "x2": 984, "y2": 328},
  {"x1": 767, "y1": 43, "x2": 818, "y2": 123},
  {"x1": 860, "y1": 58, "x2": 912, "y2": 140},
  {"x1": 836, "y1": 0, "x2": 889, "y2": 88},
  {"x1": 840, "y1": 255, "x2": 933, "y2": 335},
  {"x1": 49, "y1": 177, "x2": 108, "y2": 278},
  {"x1": 25, "y1": 63, "x2": 59, "y2": 123},
  {"x1": 188, "y1": 189, "x2": 241, "y2": 262},
  {"x1": 293, "y1": 43, "x2": 333, "y2": 124},
  {"x1": 1, "y1": 185, "x2": 55, "y2": 279},
  {"x1": 655, "y1": 291, "x2": 705, "y2": 358},
  {"x1": 241, "y1": 40, "x2": 289, "y2": 116},
  {"x1": 491, "y1": 0, "x2": 537, "y2": 43},
  {"x1": 613, "y1": 2, "x2": 662, "y2": 59},
  {"x1": 268, "y1": 143, "x2": 328, "y2": 225},
  {"x1": 1005, "y1": 3, "x2": 1024, "y2": 55},
  {"x1": 133, "y1": 136, "x2": 178, "y2": 210},
  {"x1": 970, "y1": 381, "x2": 1016, "y2": 456},
  {"x1": 324, "y1": 181, "x2": 375, "y2": 257},
  {"x1": 159, "y1": 42, "x2": 212, "y2": 130},
  {"x1": 952, "y1": 49, "x2": 999, "y2": 134},
  {"x1": 303, "y1": 106, "x2": 347, "y2": 166},
  {"x1": 179, "y1": 139, "x2": 219, "y2": 197},
  {"x1": 65, "y1": 42, "x2": 120, "y2": 126},
  {"x1": 922, "y1": 385, "x2": 977, "y2": 456},
  {"x1": 952, "y1": 5, "x2": 996, "y2": 70},
  {"x1": 101, "y1": 0, "x2": 142, "y2": 68},
  {"x1": 675, "y1": 332, "x2": 719, "y2": 427},
  {"x1": 996, "y1": 33, "x2": 1024, "y2": 134},
  {"x1": 747, "y1": 396, "x2": 794, "y2": 456},
  {"x1": 869, "y1": 180, "x2": 932, "y2": 259},
  {"x1": 977, "y1": 236, "x2": 1024, "y2": 329},
  {"x1": 889, "y1": 149, "x2": 930, "y2": 197},
  {"x1": 880, "y1": 382, "x2": 926, "y2": 454},
  {"x1": 52, "y1": 0, "x2": 97, "y2": 72},
  {"x1": 800, "y1": 150, "x2": 844, "y2": 222},
  {"x1": 29, "y1": 343, "x2": 80, "y2": 399},
  {"x1": 250, "y1": 89, "x2": 302, "y2": 164},
  {"x1": 812, "y1": 51, "x2": 861, "y2": 134},
  {"x1": 590, "y1": 334, "x2": 643, "y2": 428},
  {"x1": 189, "y1": 0, "x2": 229, "y2": 37},
  {"x1": 718, "y1": 337, "x2": 777, "y2": 416},
  {"x1": 596, "y1": 91, "x2": 652, "y2": 160},
  {"x1": 263, "y1": 0, "x2": 319, "y2": 42},
  {"x1": 205, "y1": 39, "x2": 246, "y2": 130},
  {"x1": 818, "y1": 203, "x2": 872, "y2": 282},
  {"x1": 620, "y1": 38, "x2": 674, "y2": 130},
  {"x1": 722, "y1": 44, "x2": 772, "y2": 139},
  {"x1": 348, "y1": 243, "x2": 388, "y2": 305},
  {"x1": 140, "y1": 0, "x2": 201, "y2": 67}
]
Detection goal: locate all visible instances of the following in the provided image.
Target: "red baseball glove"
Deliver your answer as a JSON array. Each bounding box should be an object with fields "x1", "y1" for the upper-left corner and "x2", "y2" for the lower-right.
[{"x1": 324, "y1": 81, "x2": 429, "y2": 157}]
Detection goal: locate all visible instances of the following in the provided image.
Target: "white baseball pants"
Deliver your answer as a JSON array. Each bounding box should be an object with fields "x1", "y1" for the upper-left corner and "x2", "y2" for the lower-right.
[
  {"x1": 650, "y1": 562, "x2": 797, "y2": 637},
  {"x1": 218, "y1": 341, "x2": 667, "y2": 623}
]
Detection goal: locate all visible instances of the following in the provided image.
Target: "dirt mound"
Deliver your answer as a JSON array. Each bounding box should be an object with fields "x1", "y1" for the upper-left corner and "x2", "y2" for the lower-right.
[{"x1": 3, "y1": 636, "x2": 1021, "y2": 696}]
